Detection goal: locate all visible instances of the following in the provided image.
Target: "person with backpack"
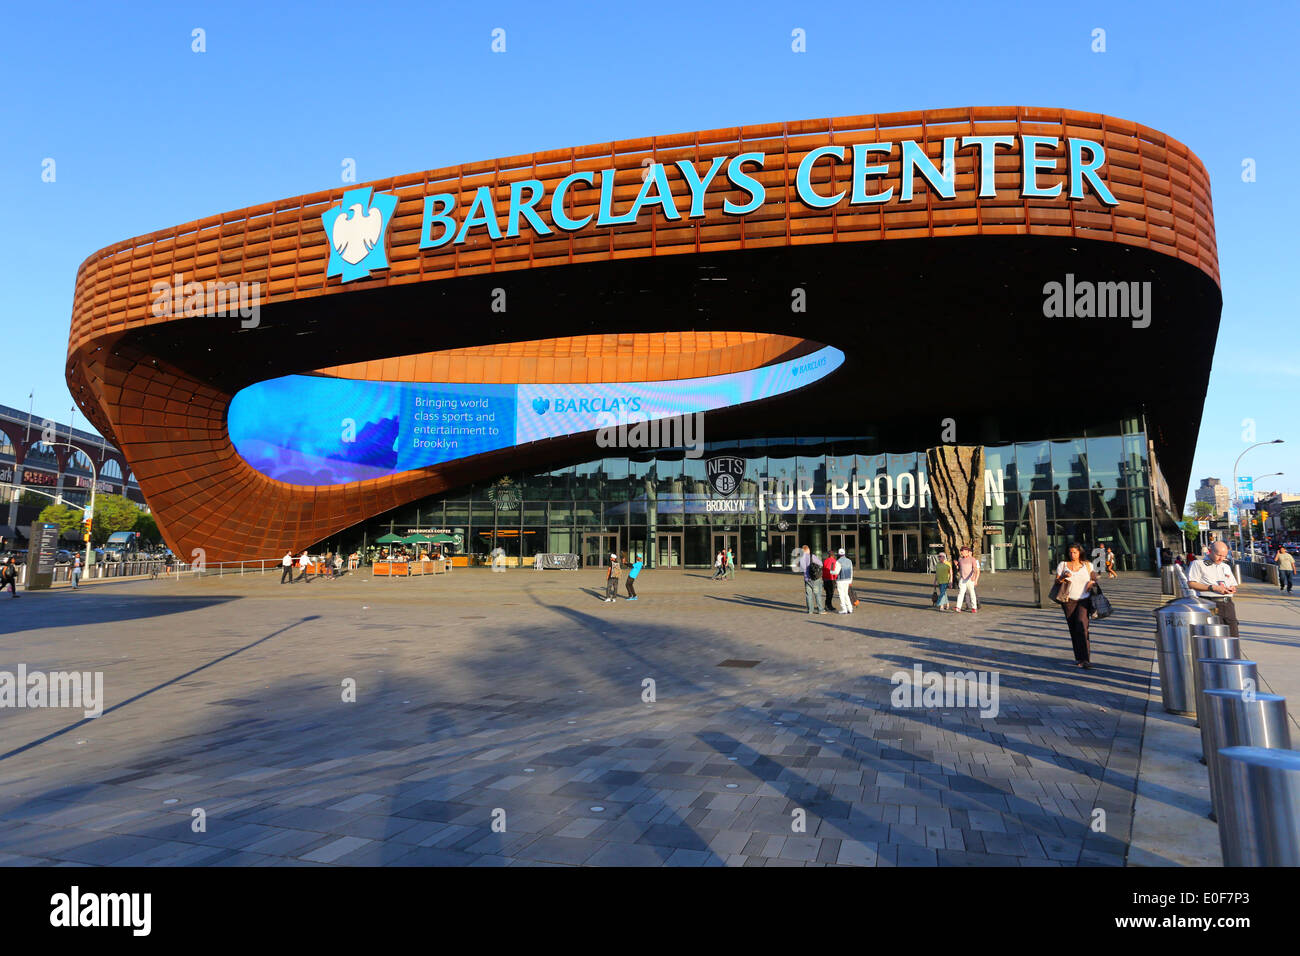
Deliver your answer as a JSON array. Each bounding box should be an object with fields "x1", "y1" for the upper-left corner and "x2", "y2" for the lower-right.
[
  {"x1": 821, "y1": 550, "x2": 839, "y2": 611},
  {"x1": 835, "y1": 548, "x2": 854, "y2": 614},
  {"x1": 625, "y1": 553, "x2": 643, "y2": 601},
  {"x1": 800, "y1": 544, "x2": 824, "y2": 615},
  {"x1": 604, "y1": 551, "x2": 621, "y2": 603},
  {"x1": 1, "y1": 556, "x2": 18, "y2": 598}
]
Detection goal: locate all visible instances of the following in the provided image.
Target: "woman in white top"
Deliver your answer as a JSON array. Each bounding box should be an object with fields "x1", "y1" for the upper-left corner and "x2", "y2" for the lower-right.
[{"x1": 1056, "y1": 544, "x2": 1099, "y2": 668}]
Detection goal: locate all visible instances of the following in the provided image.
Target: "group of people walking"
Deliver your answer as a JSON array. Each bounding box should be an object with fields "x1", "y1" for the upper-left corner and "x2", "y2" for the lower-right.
[
  {"x1": 929, "y1": 547, "x2": 981, "y2": 613},
  {"x1": 711, "y1": 548, "x2": 736, "y2": 581},
  {"x1": 603, "y1": 550, "x2": 644, "y2": 602},
  {"x1": 280, "y1": 550, "x2": 343, "y2": 583}
]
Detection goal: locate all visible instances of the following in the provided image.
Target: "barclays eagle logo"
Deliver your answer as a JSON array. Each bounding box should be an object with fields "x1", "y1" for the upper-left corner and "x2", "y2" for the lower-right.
[
  {"x1": 321, "y1": 187, "x2": 398, "y2": 283},
  {"x1": 532, "y1": 398, "x2": 550, "y2": 415}
]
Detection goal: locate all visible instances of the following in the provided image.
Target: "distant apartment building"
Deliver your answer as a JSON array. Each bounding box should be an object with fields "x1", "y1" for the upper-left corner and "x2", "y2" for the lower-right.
[{"x1": 1195, "y1": 477, "x2": 1231, "y2": 517}]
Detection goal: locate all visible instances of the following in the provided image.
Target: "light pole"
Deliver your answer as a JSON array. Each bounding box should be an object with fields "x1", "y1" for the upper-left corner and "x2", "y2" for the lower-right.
[
  {"x1": 1233, "y1": 439, "x2": 1283, "y2": 561},
  {"x1": 1251, "y1": 471, "x2": 1284, "y2": 554},
  {"x1": 44, "y1": 441, "x2": 97, "y2": 574}
]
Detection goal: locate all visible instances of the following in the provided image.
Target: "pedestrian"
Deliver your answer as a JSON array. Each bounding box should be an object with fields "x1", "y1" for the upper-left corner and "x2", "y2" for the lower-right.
[
  {"x1": 725, "y1": 547, "x2": 736, "y2": 580},
  {"x1": 72, "y1": 554, "x2": 82, "y2": 589},
  {"x1": 799, "y1": 544, "x2": 824, "y2": 615},
  {"x1": 712, "y1": 550, "x2": 725, "y2": 581},
  {"x1": 1276, "y1": 546, "x2": 1295, "y2": 594},
  {"x1": 1055, "y1": 543, "x2": 1099, "y2": 668},
  {"x1": 625, "y1": 552, "x2": 643, "y2": 601},
  {"x1": 604, "y1": 550, "x2": 621, "y2": 603},
  {"x1": 932, "y1": 551, "x2": 952, "y2": 611},
  {"x1": 821, "y1": 549, "x2": 838, "y2": 611},
  {"x1": 954, "y1": 546, "x2": 980, "y2": 613},
  {"x1": 1188, "y1": 541, "x2": 1241, "y2": 636},
  {"x1": 1104, "y1": 546, "x2": 1118, "y2": 579},
  {"x1": 835, "y1": 547, "x2": 854, "y2": 614},
  {"x1": 1, "y1": 556, "x2": 18, "y2": 598},
  {"x1": 492, "y1": 546, "x2": 507, "y2": 572},
  {"x1": 296, "y1": 550, "x2": 311, "y2": 583}
]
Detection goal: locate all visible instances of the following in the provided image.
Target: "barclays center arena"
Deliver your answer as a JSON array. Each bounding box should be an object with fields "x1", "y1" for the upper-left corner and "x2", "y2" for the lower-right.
[{"x1": 65, "y1": 106, "x2": 1220, "y2": 571}]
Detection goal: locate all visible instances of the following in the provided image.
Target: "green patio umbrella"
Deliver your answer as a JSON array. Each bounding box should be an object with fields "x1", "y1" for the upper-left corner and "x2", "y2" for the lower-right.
[
  {"x1": 403, "y1": 533, "x2": 433, "y2": 544},
  {"x1": 375, "y1": 533, "x2": 404, "y2": 544}
]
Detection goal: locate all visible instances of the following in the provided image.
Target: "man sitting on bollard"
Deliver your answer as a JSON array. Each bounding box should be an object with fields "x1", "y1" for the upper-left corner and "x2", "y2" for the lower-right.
[{"x1": 1188, "y1": 541, "x2": 1241, "y2": 637}]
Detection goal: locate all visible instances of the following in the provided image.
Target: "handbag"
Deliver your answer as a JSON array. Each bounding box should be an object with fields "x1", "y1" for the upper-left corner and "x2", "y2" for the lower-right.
[
  {"x1": 1089, "y1": 585, "x2": 1113, "y2": 620},
  {"x1": 930, "y1": 586, "x2": 939, "y2": 605},
  {"x1": 1049, "y1": 578, "x2": 1070, "y2": 604}
]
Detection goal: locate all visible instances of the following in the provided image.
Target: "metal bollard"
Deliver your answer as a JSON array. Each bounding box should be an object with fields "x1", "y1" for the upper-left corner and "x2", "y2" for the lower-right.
[
  {"x1": 1152, "y1": 596, "x2": 1219, "y2": 715},
  {"x1": 1216, "y1": 746, "x2": 1300, "y2": 866},
  {"x1": 1190, "y1": 629, "x2": 1240, "y2": 728},
  {"x1": 1161, "y1": 564, "x2": 1175, "y2": 595},
  {"x1": 1200, "y1": 688, "x2": 1290, "y2": 823},
  {"x1": 1194, "y1": 659, "x2": 1257, "y2": 764}
]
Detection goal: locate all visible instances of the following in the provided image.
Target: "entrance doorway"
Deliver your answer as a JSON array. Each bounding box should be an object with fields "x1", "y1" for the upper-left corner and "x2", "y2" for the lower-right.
[
  {"x1": 830, "y1": 531, "x2": 857, "y2": 564},
  {"x1": 583, "y1": 533, "x2": 619, "y2": 567},
  {"x1": 887, "y1": 530, "x2": 921, "y2": 571},
  {"x1": 712, "y1": 532, "x2": 740, "y2": 573},
  {"x1": 655, "y1": 533, "x2": 683, "y2": 569},
  {"x1": 768, "y1": 532, "x2": 796, "y2": 570}
]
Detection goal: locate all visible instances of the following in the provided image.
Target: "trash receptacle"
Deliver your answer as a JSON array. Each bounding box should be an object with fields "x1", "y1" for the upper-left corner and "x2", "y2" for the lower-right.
[
  {"x1": 1201, "y1": 688, "x2": 1290, "y2": 823},
  {"x1": 1217, "y1": 746, "x2": 1300, "y2": 866},
  {"x1": 1195, "y1": 658, "x2": 1257, "y2": 764},
  {"x1": 1152, "y1": 596, "x2": 1219, "y2": 715}
]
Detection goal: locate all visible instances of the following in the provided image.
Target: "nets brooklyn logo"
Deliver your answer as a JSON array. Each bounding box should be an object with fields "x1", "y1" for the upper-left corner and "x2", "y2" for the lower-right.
[{"x1": 706, "y1": 456, "x2": 745, "y2": 497}]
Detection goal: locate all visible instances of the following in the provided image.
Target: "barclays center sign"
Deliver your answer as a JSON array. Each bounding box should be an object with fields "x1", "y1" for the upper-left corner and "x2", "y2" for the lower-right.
[{"x1": 325, "y1": 134, "x2": 1120, "y2": 283}]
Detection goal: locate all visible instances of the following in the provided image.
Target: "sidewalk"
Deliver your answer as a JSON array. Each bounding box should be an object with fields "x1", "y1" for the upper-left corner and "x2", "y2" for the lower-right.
[{"x1": 1127, "y1": 578, "x2": 1300, "y2": 866}]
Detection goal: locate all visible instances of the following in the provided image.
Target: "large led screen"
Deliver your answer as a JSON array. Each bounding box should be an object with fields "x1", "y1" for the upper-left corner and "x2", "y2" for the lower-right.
[{"x1": 227, "y1": 346, "x2": 845, "y2": 486}]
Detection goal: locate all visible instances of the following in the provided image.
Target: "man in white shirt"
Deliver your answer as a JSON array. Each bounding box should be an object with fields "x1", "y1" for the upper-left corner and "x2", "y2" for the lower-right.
[
  {"x1": 1188, "y1": 541, "x2": 1240, "y2": 636},
  {"x1": 281, "y1": 551, "x2": 294, "y2": 584}
]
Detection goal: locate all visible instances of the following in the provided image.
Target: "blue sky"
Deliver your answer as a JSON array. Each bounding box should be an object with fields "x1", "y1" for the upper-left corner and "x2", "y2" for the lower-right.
[{"x1": 2, "y1": 0, "x2": 1296, "y2": 502}]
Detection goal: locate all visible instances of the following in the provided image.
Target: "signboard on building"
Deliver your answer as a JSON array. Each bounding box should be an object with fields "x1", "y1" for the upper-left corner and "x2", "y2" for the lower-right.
[{"x1": 22, "y1": 468, "x2": 56, "y2": 487}]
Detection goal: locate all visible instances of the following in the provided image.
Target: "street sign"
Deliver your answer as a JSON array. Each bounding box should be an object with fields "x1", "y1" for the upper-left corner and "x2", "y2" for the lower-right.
[{"x1": 1198, "y1": 520, "x2": 1210, "y2": 532}]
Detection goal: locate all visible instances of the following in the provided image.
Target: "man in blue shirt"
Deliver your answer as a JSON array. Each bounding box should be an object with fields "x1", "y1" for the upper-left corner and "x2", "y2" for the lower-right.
[{"x1": 625, "y1": 553, "x2": 643, "y2": 601}]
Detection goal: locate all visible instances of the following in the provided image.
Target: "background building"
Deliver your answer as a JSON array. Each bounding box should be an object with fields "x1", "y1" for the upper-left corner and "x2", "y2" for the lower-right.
[
  {"x1": 1194, "y1": 477, "x2": 1231, "y2": 518},
  {"x1": 0, "y1": 402, "x2": 144, "y2": 546}
]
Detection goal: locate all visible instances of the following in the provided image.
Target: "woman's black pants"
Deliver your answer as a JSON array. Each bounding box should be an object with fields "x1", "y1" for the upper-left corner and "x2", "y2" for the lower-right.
[{"x1": 1062, "y1": 597, "x2": 1093, "y2": 662}]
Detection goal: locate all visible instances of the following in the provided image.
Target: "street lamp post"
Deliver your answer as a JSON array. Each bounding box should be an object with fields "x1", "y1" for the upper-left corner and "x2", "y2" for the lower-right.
[
  {"x1": 1233, "y1": 439, "x2": 1283, "y2": 563},
  {"x1": 44, "y1": 441, "x2": 97, "y2": 574}
]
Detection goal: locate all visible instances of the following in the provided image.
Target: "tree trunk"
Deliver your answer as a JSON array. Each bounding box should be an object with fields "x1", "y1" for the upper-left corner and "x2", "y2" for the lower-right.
[{"x1": 926, "y1": 445, "x2": 985, "y2": 560}]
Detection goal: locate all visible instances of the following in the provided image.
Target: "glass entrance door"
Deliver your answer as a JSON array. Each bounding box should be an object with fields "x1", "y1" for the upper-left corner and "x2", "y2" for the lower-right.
[
  {"x1": 830, "y1": 531, "x2": 857, "y2": 565},
  {"x1": 655, "y1": 533, "x2": 683, "y2": 568},
  {"x1": 887, "y1": 531, "x2": 921, "y2": 571},
  {"x1": 768, "y1": 532, "x2": 796, "y2": 570},
  {"x1": 712, "y1": 532, "x2": 739, "y2": 572},
  {"x1": 584, "y1": 533, "x2": 619, "y2": 567}
]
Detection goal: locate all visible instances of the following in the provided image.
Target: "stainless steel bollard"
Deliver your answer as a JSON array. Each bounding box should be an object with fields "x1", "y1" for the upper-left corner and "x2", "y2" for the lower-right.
[
  {"x1": 1161, "y1": 564, "x2": 1175, "y2": 595},
  {"x1": 1201, "y1": 689, "x2": 1290, "y2": 823},
  {"x1": 1195, "y1": 659, "x2": 1258, "y2": 764},
  {"x1": 1152, "y1": 596, "x2": 1219, "y2": 715},
  {"x1": 1190, "y1": 630, "x2": 1241, "y2": 729},
  {"x1": 1217, "y1": 746, "x2": 1300, "y2": 866}
]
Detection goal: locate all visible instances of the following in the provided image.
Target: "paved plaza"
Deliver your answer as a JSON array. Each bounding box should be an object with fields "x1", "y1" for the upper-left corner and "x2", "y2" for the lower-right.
[{"x1": 0, "y1": 565, "x2": 1293, "y2": 866}]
